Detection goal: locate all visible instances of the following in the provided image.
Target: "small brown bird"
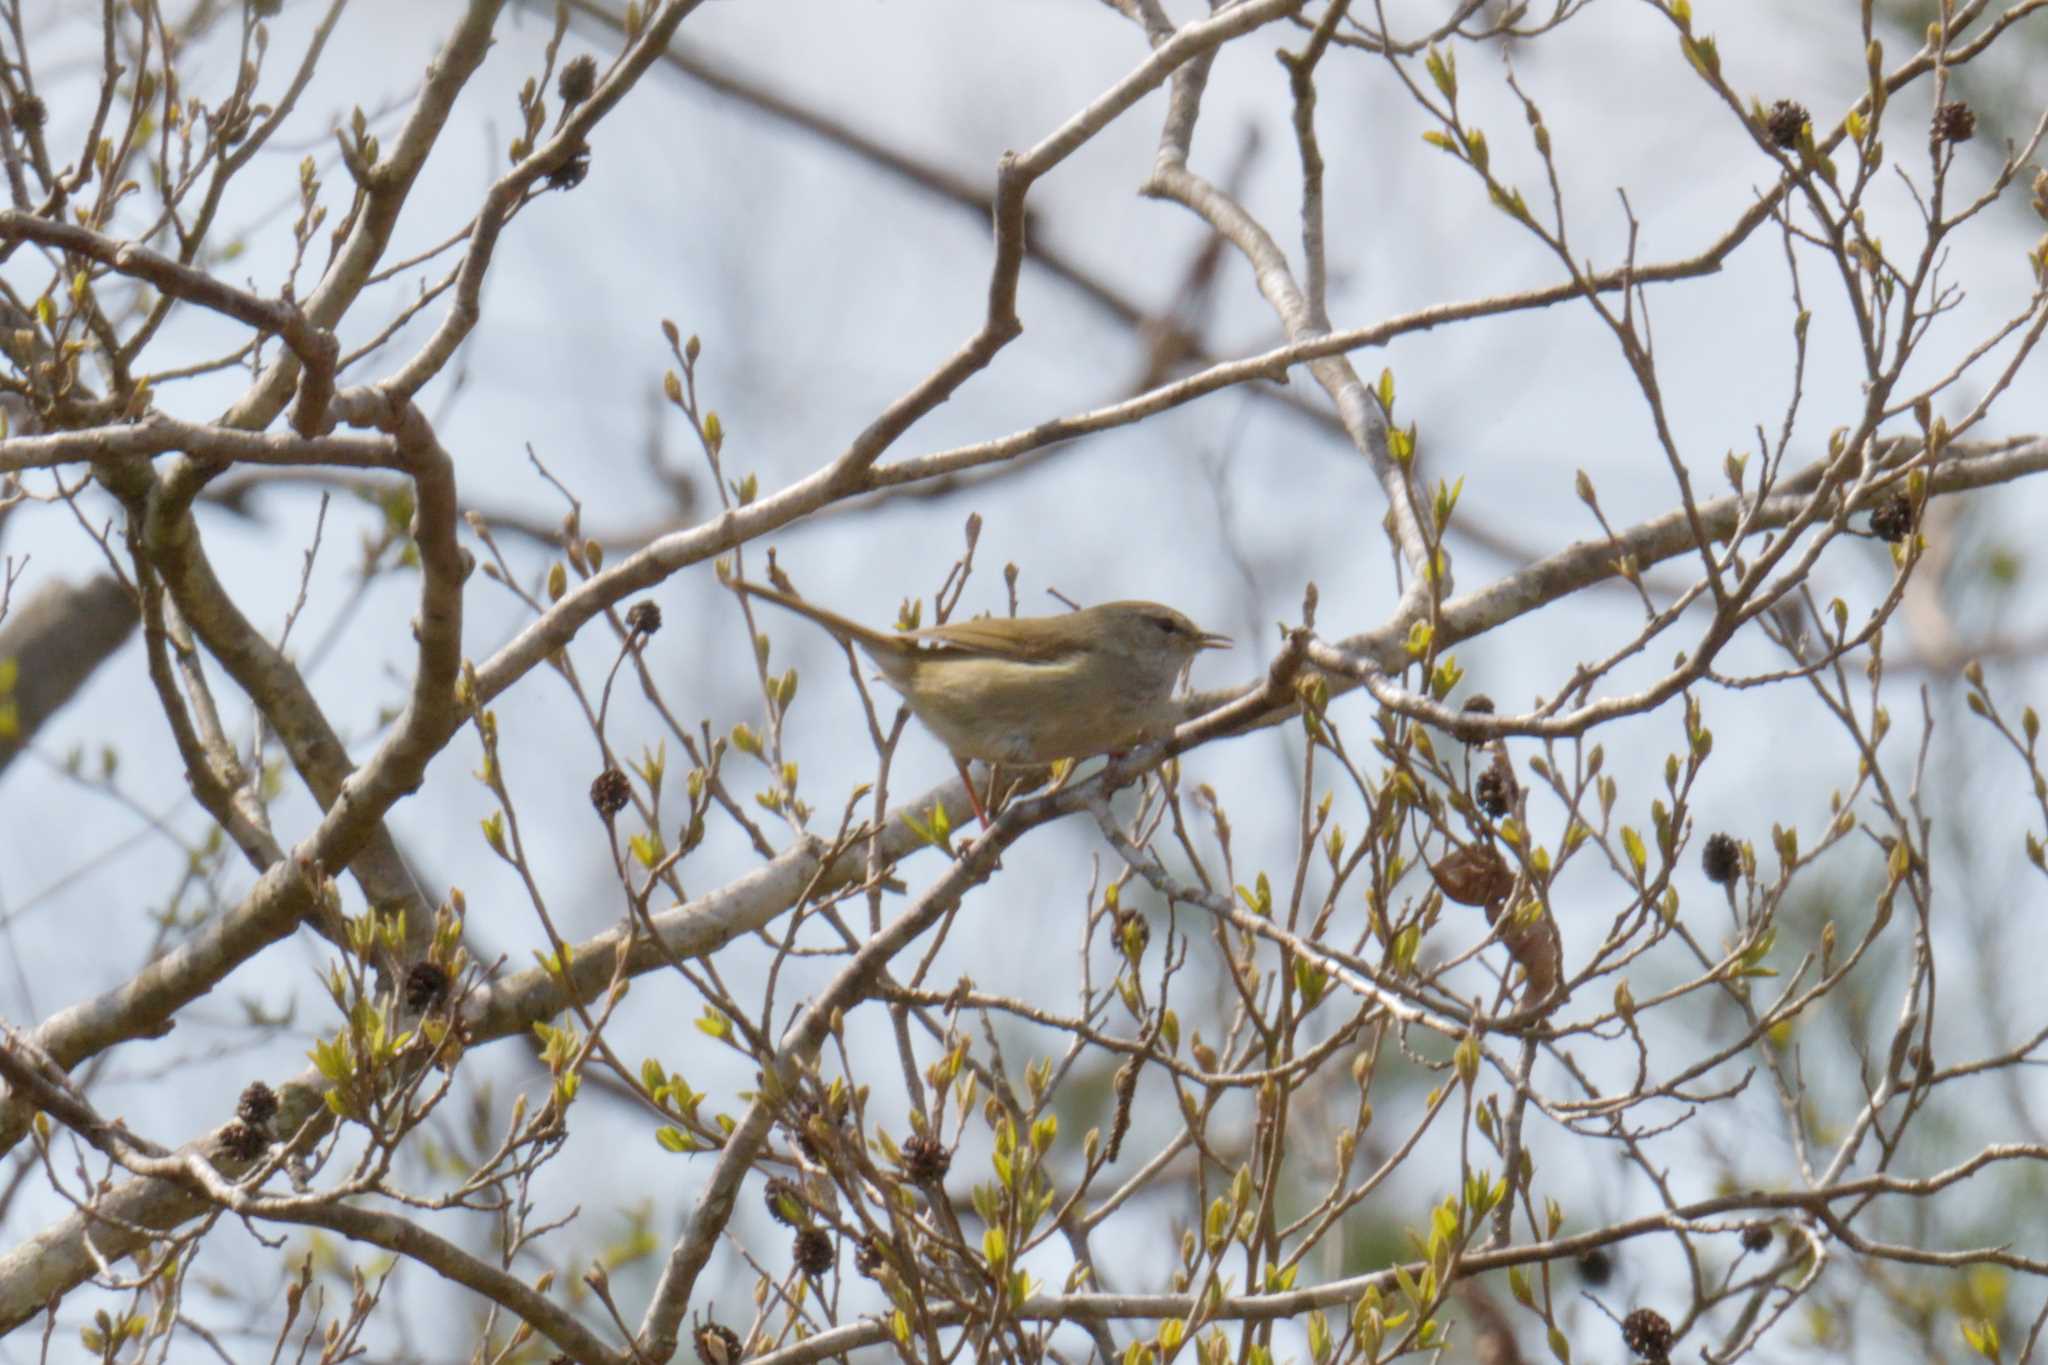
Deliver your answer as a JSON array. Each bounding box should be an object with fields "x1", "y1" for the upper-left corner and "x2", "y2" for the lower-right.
[{"x1": 727, "y1": 577, "x2": 1229, "y2": 822}]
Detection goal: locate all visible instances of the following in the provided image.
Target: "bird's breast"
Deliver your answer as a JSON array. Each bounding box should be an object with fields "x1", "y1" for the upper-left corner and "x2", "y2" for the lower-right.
[{"x1": 890, "y1": 654, "x2": 1168, "y2": 763}]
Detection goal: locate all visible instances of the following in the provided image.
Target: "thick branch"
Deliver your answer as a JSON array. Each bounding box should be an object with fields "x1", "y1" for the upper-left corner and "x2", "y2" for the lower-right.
[{"x1": 0, "y1": 574, "x2": 135, "y2": 778}]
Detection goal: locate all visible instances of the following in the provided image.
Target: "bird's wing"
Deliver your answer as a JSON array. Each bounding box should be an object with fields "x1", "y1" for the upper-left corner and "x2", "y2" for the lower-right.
[{"x1": 910, "y1": 615, "x2": 1072, "y2": 663}]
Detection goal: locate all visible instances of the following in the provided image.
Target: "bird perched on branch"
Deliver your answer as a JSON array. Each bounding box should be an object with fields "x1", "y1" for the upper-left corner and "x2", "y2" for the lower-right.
[{"x1": 724, "y1": 573, "x2": 1228, "y2": 823}]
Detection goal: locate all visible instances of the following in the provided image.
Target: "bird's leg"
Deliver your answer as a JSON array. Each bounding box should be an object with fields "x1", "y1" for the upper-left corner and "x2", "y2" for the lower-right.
[
  {"x1": 984, "y1": 764, "x2": 1003, "y2": 825},
  {"x1": 955, "y1": 758, "x2": 992, "y2": 828}
]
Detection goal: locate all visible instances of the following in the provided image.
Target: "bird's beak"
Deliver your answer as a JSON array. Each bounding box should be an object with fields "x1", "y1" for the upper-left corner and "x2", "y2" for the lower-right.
[{"x1": 1199, "y1": 631, "x2": 1232, "y2": 651}]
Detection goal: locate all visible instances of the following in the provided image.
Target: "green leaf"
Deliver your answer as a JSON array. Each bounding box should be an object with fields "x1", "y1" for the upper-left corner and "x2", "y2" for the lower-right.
[
  {"x1": 1389, "y1": 423, "x2": 1416, "y2": 463},
  {"x1": 1308, "y1": 1309, "x2": 1332, "y2": 1362},
  {"x1": 1463, "y1": 128, "x2": 1489, "y2": 173},
  {"x1": 1424, "y1": 46, "x2": 1455, "y2": 100},
  {"x1": 1294, "y1": 957, "x2": 1328, "y2": 1009},
  {"x1": 629, "y1": 832, "x2": 663, "y2": 867},
  {"x1": 1394, "y1": 1261, "x2": 1423, "y2": 1309}
]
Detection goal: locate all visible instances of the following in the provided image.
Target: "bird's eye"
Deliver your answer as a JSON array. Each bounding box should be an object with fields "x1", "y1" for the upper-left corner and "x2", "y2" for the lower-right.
[{"x1": 1150, "y1": 613, "x2": 1178, "y2": 633}]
